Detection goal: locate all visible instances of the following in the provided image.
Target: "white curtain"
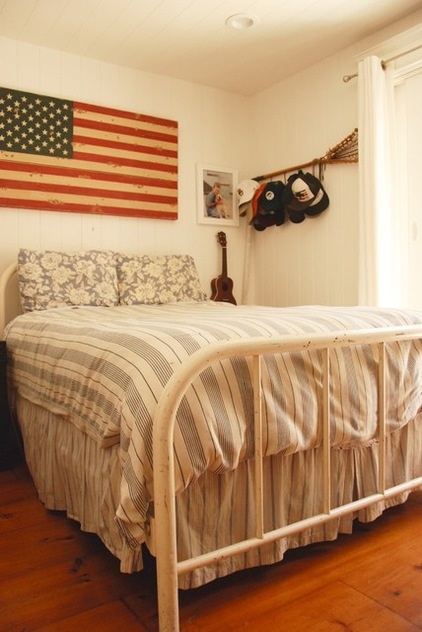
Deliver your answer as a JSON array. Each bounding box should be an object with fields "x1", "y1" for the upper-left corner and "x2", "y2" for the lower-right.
[{"x1": 358, "y1": 56, "x2": 401, "y2": 306}]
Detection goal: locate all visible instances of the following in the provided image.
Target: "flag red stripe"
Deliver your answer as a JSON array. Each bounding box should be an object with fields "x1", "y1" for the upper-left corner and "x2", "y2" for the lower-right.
[
  {"x1": 0, "y1": 196, "x2": 177, "y2": 219},
  {"x1": 72, "y1": 150, "x2": 178, "y2": 174},
  {"x1": 74, "y1": 101, "x2": 178, "y2": 129},
  {"x1": 0, "y1": 178, "x2": 177, "y2": 204},
  {"x1": 0, "y1": 159, "x2": 177, "y2": 189},
  {"x1": 74, "y1": 115, "x2": 177, "y2": 144},
  {"x1": 73, "y1": 133, "x2": 177, "y2": 158}
]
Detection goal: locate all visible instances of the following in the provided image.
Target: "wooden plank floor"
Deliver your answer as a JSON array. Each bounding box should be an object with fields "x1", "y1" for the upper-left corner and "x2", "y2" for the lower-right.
[{"x1": 0, "y1": 462, "x2": 421, "y2": 632}]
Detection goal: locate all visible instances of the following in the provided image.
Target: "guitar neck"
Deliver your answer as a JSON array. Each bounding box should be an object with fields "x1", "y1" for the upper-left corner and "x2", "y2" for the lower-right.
[{"x1": 221, "y1": 246, "x2": 228, "y2": 280}]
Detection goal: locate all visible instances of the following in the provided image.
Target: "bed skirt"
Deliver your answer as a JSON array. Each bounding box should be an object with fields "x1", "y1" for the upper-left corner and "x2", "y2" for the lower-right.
[{"x1": 13, "y1": 394, "x2": 422, "y2": 589}]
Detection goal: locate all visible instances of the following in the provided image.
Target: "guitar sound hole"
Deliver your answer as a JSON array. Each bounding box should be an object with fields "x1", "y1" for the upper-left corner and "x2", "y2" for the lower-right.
[{"x1": 222, "y1": 283, "x2": 228, "y2": 291}]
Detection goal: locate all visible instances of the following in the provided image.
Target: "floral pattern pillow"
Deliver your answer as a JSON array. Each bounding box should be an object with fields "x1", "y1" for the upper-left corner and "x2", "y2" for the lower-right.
[
  {"x1": 117, "y1": 254, "x2": 206, "y2": 305},
  {"x1": 17, "y1": 249, "x2": 119, "y2": 312}
]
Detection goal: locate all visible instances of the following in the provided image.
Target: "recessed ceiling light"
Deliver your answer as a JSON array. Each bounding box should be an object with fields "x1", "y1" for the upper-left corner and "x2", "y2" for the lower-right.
[{"x1": 225, "y1": 13, "x2": 260, "y2": 30}]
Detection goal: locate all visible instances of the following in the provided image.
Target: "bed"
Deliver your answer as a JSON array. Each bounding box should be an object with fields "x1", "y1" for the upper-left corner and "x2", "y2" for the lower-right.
[{"x1": 1, "y1": 248, "x2": 422, "y2": 632}]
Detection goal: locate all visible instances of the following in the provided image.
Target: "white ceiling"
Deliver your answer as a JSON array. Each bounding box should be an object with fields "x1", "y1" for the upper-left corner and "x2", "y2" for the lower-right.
[{"x1": 0, "y1": 0, "x2": 420, "y2": 95}]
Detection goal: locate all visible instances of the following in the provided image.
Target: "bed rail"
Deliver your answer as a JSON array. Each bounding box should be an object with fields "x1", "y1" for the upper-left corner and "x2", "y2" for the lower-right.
[{"x1": 152, "y1": 325, "x2": 422, "y2": 632}]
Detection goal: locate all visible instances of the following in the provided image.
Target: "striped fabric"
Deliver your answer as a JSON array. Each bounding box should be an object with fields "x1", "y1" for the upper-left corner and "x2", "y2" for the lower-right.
[
  {"x1": 12, "y1": 394, "x2": 422, "y2": 587},
  {"x1": 5, "y1": 302, "x2": 422, "y2": 551}
]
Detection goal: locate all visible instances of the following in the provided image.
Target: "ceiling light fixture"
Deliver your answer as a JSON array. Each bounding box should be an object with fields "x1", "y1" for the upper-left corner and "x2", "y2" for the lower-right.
[{"x1": 225, "y1": 13, "x2": 260, "y2": 30}]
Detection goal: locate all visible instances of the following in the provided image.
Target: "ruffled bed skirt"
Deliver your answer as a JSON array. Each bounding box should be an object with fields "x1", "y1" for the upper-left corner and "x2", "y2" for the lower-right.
[{"x1": 13, "y1": 394, "x2": 421, "y2": 589}]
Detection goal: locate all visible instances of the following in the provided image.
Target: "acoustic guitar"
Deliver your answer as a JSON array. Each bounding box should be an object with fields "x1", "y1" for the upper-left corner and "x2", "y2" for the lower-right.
[{"x1": 210, "y1": 231, "x2": 237, "y2": 305}]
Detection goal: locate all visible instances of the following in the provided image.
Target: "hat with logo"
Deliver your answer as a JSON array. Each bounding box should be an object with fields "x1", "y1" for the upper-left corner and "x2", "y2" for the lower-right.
[
  {"x1": 251, "y1": 180, "x2": 285, "y2": 231},
  {"x1": 283, "y1": 171, "x2": 329, "y2": 221}
]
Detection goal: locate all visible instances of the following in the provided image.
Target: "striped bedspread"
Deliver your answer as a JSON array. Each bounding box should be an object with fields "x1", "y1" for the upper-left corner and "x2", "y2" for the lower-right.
[{"x1": 5, "y1": 302, "x2": 422, "y2": 548}]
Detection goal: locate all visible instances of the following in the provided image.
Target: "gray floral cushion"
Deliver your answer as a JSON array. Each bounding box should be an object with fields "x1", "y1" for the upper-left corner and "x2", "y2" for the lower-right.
[
  {"x1": 117, "y1": 254, "x2": 206, "y2": 305},
  {"x1": 17, "y1": 249, "x2": 119, "y2": 311}
]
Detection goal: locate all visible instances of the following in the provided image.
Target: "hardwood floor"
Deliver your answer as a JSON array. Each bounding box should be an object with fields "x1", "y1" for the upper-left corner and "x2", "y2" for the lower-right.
[{"x1": 1, "y1": 462, "x2": 421, "y2": 632}]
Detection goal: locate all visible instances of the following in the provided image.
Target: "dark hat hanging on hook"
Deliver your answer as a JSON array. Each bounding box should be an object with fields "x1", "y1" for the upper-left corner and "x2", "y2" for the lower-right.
[
  {"x1": 283, "y1": 170, "x2": 329, "y2": 223},
  {"x1": 250, "y1": 180, "x2": 285, "y2": 231}
]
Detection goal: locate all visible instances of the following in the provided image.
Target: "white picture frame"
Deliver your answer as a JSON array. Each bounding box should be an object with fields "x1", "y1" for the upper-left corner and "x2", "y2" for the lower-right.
[{"x1": 196, "y1": 163, "x2": 238, "y2": 226}]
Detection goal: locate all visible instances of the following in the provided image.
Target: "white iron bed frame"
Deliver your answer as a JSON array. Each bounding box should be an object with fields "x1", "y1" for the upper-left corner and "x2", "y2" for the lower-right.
[{"x1": 1, "y1": 262, "x2": 422, "y2": 632}]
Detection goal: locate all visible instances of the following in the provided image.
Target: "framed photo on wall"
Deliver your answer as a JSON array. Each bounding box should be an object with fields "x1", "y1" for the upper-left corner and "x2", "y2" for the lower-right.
[{"x1": 197, "y1": 164, "x2": 238, "y2": 226}]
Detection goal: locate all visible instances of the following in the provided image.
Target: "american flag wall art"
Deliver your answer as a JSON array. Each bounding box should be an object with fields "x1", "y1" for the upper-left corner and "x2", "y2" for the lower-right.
[{"x1": 0, "y1": 87, "x2": 178, "y2": 219}]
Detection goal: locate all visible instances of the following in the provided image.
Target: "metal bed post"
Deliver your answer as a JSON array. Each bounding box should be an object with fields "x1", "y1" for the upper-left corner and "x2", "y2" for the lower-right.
[
  {"x1": 378, "y1": 342, "x2": 386, "y2": 494},
  {"x1": 322, "y1": 347, "x2": 331, "y2": 514},
  {"x1": 253, "y1": 354, "x2": 265, "y2": 538}
]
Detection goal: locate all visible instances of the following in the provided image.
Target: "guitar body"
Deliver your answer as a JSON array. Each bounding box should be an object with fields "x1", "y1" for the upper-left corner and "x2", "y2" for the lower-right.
[
  {"x1": 210, "y1": 232, "x2": 237, "y2": 305},
  {"x1": 210, "y1": 275, "x2": 236, "y2": 304}
]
